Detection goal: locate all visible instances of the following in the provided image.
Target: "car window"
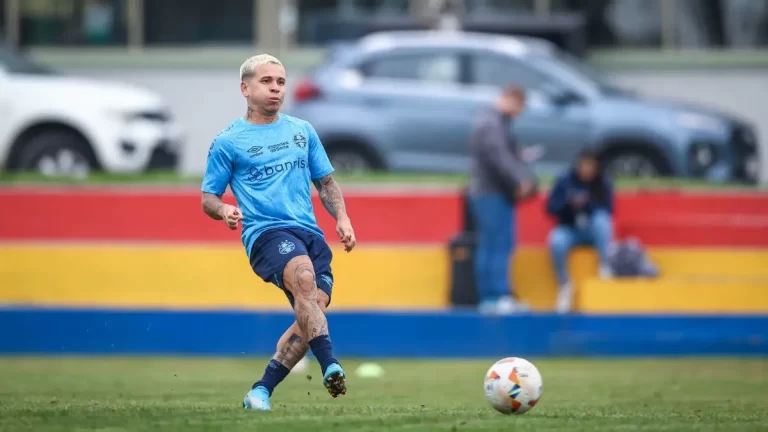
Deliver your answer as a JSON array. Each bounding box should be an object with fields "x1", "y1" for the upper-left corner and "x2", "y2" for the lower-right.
[
  {"x1": 470, "y1": 54, "x2": 548, "y2": 90},
  {"x1": 364, "y1": 53, "x2": 460, "y2": 84}
]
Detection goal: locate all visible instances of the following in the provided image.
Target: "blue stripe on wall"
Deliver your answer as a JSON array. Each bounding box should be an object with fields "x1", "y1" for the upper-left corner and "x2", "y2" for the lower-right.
[{"x1": 1, "y1": 307, "x2": 766, "y2": 357}]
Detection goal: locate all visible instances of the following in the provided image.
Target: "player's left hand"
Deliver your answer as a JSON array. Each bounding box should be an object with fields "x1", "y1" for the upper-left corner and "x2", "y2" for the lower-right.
[{"x1": 336, "y1": 216, "x2": 356, "y2": 252}]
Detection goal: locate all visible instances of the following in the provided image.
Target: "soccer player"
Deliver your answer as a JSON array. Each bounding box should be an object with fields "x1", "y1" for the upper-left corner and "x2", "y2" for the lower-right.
[{"x1": 200, "y1": 54, "x2": 356, "y2": 410}]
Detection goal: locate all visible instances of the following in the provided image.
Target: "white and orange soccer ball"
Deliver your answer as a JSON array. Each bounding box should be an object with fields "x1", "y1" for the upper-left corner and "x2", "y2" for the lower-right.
[{"x1": 483, "y1": 357, "x2": 543, "y2": 415}]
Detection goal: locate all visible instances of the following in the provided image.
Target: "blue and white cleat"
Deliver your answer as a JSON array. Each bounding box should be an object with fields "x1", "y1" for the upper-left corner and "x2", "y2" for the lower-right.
[
  {"x1": 243, "y1": 386, "x2": 271, "y2": 411},
  {"x1": 323, "y1": 363, "x2": 347, "y2": 398}
]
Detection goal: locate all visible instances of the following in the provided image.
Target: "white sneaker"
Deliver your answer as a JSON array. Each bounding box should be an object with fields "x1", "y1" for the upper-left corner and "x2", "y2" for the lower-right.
[
  {"x1": 478, "y1": 300, "x2": 499, "y2": 315},
  {"x1": 556, "y1": 283, "x2": 574, "y2": 314},
  {"x1": 496, "y1": 296, "x2": 531, "y2": 315},
  {"x1": 479, "y1": 297, "x2": 530, "y2": 315},
  {"x1": 599, "y1": 264, "x2": 613, "y2": 280}
]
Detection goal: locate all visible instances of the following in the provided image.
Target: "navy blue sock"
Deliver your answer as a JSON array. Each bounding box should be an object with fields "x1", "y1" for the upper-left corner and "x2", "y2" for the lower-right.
[
  {"x1": 308, "y1": 335, "x2": 338, "y2": 375},
  {"x1": 252, "y1": 359, "x2": 290, "y2": 396}
]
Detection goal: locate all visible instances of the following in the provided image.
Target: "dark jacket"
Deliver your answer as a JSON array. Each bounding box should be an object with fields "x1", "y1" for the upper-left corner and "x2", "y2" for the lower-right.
[
  {"x1": 546, "y1": 169, "x2": 614, "y2": 227},
  {"x1": 468, "y1": 109, "x2": 535, "y2": 203}
]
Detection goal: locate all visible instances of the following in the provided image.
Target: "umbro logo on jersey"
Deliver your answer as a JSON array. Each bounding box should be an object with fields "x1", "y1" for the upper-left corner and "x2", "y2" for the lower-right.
[{"x1": 248, "y1": 146, "x2": 263, "y2": 157}]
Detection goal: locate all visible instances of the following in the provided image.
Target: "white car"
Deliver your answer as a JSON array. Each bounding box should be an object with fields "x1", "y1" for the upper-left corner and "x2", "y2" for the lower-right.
[{"x1": 0, "y1": 46, "x2": 183, "y2": 177}]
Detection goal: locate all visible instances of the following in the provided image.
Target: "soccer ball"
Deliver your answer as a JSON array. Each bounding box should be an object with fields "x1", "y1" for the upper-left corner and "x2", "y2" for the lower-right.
[{"x1": 483, "y1": 357, "x2": 543, "y2": 415}]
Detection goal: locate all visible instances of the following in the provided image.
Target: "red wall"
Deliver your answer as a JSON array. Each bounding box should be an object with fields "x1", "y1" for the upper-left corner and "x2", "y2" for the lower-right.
[{"x1": 1, "y1": 187, "x2": 766, "y2": 246}]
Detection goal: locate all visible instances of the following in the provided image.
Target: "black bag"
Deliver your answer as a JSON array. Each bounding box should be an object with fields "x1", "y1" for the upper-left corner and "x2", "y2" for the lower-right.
[
  {"x1": 449, "y1": 231, "x2": 479, "y2": 306},
  {"x1": 608, "y1": 238, "x2": 660, "y2": 278},
  {"x1": 449, "y1": 188, "x2": 479, "y2": 306}
]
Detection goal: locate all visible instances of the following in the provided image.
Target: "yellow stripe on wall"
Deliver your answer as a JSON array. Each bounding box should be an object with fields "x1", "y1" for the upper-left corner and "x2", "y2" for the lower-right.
[
  {"x1": 0, "y1": 245, "x2": 450, "y2": 310},
  {"x1": 579, "y1": 278, "x2": 768, "y2": 314},
  {"x1": 1, "y1": 245, "x2": 767, "y2": 312}
]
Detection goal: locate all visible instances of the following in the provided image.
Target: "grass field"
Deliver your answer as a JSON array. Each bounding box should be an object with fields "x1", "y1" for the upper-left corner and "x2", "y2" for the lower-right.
[{"x1": 0, "y1": 357, "x2": 766, "y2": 431}]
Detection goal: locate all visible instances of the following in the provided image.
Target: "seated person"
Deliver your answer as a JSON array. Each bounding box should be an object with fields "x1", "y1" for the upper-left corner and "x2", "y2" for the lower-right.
[{"x1": 546, "y1": 149, "x2": 615, "y2": 313}]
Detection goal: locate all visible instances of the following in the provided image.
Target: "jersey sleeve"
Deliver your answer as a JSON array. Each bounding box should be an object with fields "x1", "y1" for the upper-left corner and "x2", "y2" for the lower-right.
[
  {"x1": 201, "y1": 136, "x2": 234, "y2": 195},
  {"x1": 306, "y1": 123, "x2": 334, "y2": 180}
]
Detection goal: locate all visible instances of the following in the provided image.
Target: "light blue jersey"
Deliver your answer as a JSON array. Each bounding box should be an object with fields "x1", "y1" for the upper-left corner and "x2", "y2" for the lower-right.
[{"x1": 201, "y1": 114, "x2": 334, "y2": 256}]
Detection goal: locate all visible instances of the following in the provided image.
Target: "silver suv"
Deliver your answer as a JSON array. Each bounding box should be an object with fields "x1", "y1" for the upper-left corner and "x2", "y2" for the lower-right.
[{"x1": 288, "y1": 31, "x2": 760, "y2": 184}]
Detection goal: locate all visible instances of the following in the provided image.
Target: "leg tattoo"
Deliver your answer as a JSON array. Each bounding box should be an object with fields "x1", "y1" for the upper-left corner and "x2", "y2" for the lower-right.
[
  {"x1": 291, "y1": 262, "x2": 329, "y2": 340},
  {"x1": 273, "y1": 332, "x2": 309, "y2": 370},
  {"x1": 283, "y1": 256, "x2": 341, "y2": 385}
]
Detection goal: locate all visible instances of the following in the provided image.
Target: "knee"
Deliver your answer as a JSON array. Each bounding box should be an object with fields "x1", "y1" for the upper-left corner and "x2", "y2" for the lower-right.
[
  {"x1": 295, "y1": 267, "x2": 316, "y2": 298},
  {"x1": 590, "y1": 210, "x2": 613, "y2": 236},
  {"x1": 284, "y1": 257, "x2": 317, "y2": 299},
  {"x1": 548, "y1": 228, "x2": 571, "y2": 254}
]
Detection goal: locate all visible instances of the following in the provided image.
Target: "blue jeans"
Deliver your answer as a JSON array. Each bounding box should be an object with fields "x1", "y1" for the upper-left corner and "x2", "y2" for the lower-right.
[
  {"x1": 548, "y1": 210, "x2": 614, "y2": 285},
  {"x1": 470, "y1": 194, "x2": 516, "y2": 303}
]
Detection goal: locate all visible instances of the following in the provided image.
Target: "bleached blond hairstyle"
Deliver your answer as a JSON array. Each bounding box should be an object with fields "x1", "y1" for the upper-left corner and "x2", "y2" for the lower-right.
[{"x1": 240, "y1": 54, "x2": 284, "y2": 81}]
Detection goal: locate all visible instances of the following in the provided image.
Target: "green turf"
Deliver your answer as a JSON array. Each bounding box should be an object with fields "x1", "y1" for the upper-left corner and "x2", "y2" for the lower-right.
[
  {"x1": 0, "y1": 357, "x2": 766, "y2": 431},
  {"x1": 0, "y1": 171, "x2": 764, "y2": 191}
]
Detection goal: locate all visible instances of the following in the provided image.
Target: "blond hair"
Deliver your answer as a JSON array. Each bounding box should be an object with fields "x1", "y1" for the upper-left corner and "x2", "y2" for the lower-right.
[{"x1": 239, "y1": 54, "x2": 284, "y2": 81}]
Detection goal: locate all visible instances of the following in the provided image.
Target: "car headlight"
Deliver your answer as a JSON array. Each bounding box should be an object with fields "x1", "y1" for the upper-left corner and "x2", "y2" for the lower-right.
[{"x1": 676, "y1": 113, "x2": 725, "y2": 133}]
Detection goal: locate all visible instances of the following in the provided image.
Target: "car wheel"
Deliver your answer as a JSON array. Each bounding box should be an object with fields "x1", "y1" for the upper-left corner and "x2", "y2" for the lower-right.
[
  {"x1": 327, "y1": 148, "x2": 375, "y2": 173},
  {"x1": 603, "y1": 151, "x2": 664, "y2": 178},
  {"x1": 16, "y1": 130, "x2": 98, "y2": 178}
]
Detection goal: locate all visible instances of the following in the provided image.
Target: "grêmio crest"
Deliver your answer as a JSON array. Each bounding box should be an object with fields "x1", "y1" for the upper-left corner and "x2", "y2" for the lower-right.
[{"x1": 293, "y1": 133, "x2": 307, "y2": 149}]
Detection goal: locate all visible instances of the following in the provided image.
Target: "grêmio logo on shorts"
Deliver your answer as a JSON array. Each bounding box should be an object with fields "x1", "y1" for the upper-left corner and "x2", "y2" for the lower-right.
[{"x1": 247, "y1": 159, "x2": 308, "y2": 182}]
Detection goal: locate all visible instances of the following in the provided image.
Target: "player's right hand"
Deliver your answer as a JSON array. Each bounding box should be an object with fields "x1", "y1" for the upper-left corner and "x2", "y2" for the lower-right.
[
  {"x1": 218, "y1": 204, "x2": 243, "y2": 230},
  {"x1": 516, "y1": 181, "x2": 536, "y2": 200}
]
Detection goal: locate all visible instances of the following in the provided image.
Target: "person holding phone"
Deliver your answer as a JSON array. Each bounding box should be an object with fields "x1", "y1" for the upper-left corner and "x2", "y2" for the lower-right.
[
  {"x1": 546, "y1": 149, "x2": 615, "y2": 313},
  {"x1": 468, "y1": 84, "x2": 540, "y2": 315}
]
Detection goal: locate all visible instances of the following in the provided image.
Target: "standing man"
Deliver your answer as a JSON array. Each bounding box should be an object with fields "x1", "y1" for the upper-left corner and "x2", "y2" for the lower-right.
[
  {"x1": 468, "y1": 84, "x2": 538, "y2": 315},
  {"x1": 201, "y1": 54, "x2": 356, "y2": 410}
]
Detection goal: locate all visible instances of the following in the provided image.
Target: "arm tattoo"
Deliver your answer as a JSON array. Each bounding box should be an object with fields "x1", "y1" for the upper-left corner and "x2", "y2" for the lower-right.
[
  {"x1": 312, "y1": 174, "x2": 347, "y2": 219},
  {"x1": 201, "y1": 193, "x2": 224, "y2": 220}
]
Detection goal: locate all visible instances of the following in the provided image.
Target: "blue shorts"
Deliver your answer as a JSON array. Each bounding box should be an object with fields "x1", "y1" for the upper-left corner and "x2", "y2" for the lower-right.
[{"x1": 249, "y1": 227, "x2": 334, "y2": 307}]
